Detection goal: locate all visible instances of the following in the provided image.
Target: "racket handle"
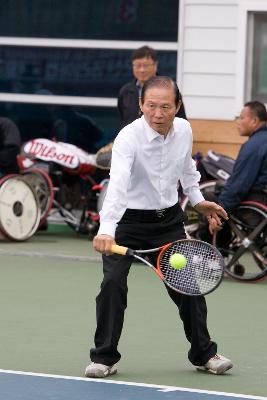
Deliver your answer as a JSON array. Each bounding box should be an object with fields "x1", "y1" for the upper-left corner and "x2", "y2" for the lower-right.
[{"x1": 110, "y1": 244, "x2": 129, "y2": 256}]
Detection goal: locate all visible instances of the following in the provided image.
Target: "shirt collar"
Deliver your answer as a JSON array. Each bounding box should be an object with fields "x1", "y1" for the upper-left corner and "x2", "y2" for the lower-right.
[{"x1": 251, "y1": 125, "x2": 267, "y2": 137}]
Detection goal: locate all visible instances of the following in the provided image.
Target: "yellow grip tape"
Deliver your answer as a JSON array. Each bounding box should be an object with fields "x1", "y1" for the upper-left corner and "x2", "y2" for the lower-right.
[{"x1": 110, "y1": 244, "x2": 128, "y2": 256}]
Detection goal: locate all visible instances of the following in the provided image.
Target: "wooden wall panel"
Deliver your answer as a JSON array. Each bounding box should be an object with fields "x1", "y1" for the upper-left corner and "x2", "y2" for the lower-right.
[{"x1": 189, "y1": 119, "x2": 246, "y2": 159}]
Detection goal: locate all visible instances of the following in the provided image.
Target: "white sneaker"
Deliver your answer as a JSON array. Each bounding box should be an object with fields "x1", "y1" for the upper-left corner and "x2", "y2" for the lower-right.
[
  {"x1": 85, "y1": 362, "x2": 118, "y2": 378},
  {"x1": 196, "y1": 354, "x2": 233, "y2": 374}
]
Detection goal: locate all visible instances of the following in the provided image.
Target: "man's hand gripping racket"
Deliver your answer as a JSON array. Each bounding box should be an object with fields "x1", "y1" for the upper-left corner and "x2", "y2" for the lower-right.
[{"x1": 110, "y1": 239, "x2": 224, "y2": 296}]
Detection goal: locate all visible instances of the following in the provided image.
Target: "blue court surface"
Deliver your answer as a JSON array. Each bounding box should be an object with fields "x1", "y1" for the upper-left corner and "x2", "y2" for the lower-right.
[{"x1": 0, "y1": 370, "x2": 266, "y2": 400}]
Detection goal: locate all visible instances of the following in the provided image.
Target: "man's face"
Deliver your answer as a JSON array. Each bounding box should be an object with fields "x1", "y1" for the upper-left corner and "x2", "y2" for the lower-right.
[
  {"x1": 236, "y1": 106, "x2": 257, "y2": 137},
  {"x1": 132, "y1": 56, "x2": 157, "y2": 86},
  {"x1": 139, "y1": 86, "x2": 180, "y2": 136}
]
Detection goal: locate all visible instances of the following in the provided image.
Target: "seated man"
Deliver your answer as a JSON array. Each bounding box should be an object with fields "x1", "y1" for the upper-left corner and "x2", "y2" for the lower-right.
[
  {"x1": 197, "y1": 101, "x2": 267, "y2": 241},
  {"x1": 0, "y1": 117, "x2": 21, "y2": 176},
  {"x1": 218, "y1": 100, "x2": 267, "y2": 210}
]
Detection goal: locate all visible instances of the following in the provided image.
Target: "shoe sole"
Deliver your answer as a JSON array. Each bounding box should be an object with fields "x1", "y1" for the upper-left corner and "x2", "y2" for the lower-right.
[
  {"x1": 85, "y1": 366, "x2": 117, "y2": 378},
  {"x1": 196, "y1": 362, "x2": 233, "y2": 375}
]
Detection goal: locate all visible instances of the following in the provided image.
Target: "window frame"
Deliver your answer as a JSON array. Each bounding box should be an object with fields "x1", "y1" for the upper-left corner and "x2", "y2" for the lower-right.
[
  {"x1": 0, "y1": 38, "x2": 178, "y2": 108},
  {"x1": 236, "y1": 1, "x2": 267, "y2": 113}
]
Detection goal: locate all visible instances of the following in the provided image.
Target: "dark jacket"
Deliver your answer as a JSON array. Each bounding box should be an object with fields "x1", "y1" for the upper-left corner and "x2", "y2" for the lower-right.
[
  {"x1": 219, "y1": 126, "x2": 267, "y2": 212},
  {"x1": 118, "y1": 80, "x2": 187, "y2": 128},
  {"x1": 0, "y1": 117, "x2": 21, "y2": 174}
]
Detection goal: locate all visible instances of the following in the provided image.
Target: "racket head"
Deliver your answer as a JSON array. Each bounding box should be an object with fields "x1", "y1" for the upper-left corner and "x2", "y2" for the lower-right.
[{"x1": 157, "y1": 239, "x2": 224, "y2": 296}]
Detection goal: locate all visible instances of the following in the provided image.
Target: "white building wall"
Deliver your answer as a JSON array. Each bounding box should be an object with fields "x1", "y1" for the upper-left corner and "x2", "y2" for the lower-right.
[{"x1": 178, "y1": 0, "x2": 239, "y2": 120}]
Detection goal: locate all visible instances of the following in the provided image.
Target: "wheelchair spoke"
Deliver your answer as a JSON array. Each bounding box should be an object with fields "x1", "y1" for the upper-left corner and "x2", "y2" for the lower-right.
[
  {"x1": 227, "y1": 245, "x2": 247, "y2": 268},
  {"x1": 247, "y1": 217, "x2": 267, "y2": 242}
]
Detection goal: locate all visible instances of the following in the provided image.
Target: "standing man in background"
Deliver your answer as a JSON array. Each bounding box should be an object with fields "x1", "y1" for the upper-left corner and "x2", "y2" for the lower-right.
[{"x1": 118, "y1": 46, "x2": 187, "y2": 128}]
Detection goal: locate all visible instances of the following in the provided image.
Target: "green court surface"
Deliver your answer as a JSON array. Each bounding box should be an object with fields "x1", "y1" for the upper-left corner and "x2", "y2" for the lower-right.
[{"x1": 0, "y1": 225, "x2": 266, "y2": 398}]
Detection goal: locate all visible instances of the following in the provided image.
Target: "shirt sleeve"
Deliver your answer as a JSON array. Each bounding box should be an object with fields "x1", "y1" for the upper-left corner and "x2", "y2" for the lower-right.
[
  {"x1": 179, "y1": 125, "x2": 204, "y2": 207},
  {"x1": 97, "y1": 132, "x2": 134, "y2": 237}
]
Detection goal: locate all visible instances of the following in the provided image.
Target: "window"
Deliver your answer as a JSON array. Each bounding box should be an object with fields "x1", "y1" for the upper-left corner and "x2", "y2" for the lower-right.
[
  {"x1": 251, "y1": 13, "x2": 267, "y2": 102},
  {"x1": 0, "y1": 46, "x2": 177, "y2": 98},
  {"x1": 0, "y1": 1, "x2": 179, "y2": 147},
  {"x1": 0, "y1": 101, "x2": 118, "y2": 152},
  {"x1": 0, "y1": 0, "x2": 178, "y2": 42}
]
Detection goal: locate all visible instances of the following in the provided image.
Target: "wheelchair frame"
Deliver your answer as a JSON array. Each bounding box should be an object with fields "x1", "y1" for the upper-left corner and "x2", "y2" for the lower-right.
[
  {"x1": 21, "y1": 165, "x2": 102, "y2": 239},
  {"x1": 181, "y1": 181, "x2": 267, "y2": 282}
]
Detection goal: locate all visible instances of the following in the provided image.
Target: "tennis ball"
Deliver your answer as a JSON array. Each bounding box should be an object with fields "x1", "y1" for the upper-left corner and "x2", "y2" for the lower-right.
[{"x1": 169, "y1": 253, "x2": 187, "y2": 269}]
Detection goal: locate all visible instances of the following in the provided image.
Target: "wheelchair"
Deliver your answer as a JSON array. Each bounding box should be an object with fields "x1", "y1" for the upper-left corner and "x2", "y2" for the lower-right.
[
  {"x1": 181, "y1": 181, "x2": 267, "y2": 282},
  {"x1": 20, "y1": 163, "x2": 103, "y2": 239}
]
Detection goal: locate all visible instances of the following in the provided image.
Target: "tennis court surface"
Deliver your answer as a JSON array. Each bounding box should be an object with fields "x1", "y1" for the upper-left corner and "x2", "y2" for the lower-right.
[
  {"x1": 0, "y1": 226, "x2": 266, "y2": 399},
  {"x1": 0, "y1": 370, "x2": 266, "y2": 400}
]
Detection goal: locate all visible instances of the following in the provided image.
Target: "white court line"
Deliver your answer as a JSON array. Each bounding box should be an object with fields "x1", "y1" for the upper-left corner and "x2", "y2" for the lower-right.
[
  {"x1": 0, "y1": 249, "x2": 101, "y2": 263},
  {"x1": 0, "y1": 369, "x2": 265, "y2": 400}
]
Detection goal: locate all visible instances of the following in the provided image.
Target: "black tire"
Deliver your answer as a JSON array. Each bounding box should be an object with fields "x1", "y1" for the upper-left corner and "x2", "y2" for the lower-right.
[
  {"x1": 21, "y1": 168, "x2": 54, "y2": 227},
  {"x1": 214, "y1": 202, "x2": 267, "y2": 282}
]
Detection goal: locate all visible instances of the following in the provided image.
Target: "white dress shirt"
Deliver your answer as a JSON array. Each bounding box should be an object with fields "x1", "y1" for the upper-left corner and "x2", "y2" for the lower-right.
[{"x1": 98, "y1": 116, "x2": 204, "y2": 237}]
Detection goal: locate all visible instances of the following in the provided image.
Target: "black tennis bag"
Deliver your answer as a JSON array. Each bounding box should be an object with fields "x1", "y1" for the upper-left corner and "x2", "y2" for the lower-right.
[{"x1": 197, "y1": 150, "x2": 235, "y2": 182}]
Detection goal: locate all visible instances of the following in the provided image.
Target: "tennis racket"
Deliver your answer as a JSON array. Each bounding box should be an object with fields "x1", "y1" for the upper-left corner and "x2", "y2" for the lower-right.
[{"x1": 111, "y1": 239, "x2": 224, "y2": 296}]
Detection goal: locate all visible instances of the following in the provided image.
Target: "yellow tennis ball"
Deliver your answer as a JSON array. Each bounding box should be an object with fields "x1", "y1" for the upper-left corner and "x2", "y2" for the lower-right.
[{"x1": 169, "y1": 253, "x2": 187, "y2": 269}]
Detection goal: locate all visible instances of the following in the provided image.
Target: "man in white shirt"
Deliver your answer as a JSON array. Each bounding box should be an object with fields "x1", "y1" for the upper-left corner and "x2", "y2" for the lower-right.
[{"x1": 85, "y1": 76, "x2": 233, "y2": 378}]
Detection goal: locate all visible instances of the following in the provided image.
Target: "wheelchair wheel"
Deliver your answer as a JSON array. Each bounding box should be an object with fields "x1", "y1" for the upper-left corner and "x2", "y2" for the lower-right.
[
  {"x1": 21, "y1": 168, "x2": 54, "y2": 227},
  {"x1": 213, "y1": 202, "x2": 267, "y2": 282},
  {"x1": 181, "y1": 180, "x2": 217, "y2": 238},
  {"x1": 0, "y1": 175, "x2": 40, "y2": 241}
]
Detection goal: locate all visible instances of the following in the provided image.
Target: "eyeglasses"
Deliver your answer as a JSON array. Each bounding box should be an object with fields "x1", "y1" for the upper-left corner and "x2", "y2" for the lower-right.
[{"x1": 132, "y1": 63, "x2": 155, "y2": 70}]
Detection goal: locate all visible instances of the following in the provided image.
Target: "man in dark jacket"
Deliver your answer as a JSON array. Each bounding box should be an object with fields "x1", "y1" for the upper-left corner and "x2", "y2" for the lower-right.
[
  {"x1": 218, "y1": 100, "x2": 267, "y2": 211},
  {"x1": 0, "y1": 117, "x2": 21, "y2": 176},
  {"x1": 118, "y1": 46, "x2": 187, "y2": 128}
]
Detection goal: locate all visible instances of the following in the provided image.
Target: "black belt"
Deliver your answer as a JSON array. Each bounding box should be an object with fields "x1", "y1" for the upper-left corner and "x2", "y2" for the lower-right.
[{"x1": 121, "y1": 203, "x2": 181, "y2": 223}]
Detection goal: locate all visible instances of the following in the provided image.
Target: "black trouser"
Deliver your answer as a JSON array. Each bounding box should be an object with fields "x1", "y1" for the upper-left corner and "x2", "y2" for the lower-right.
[{"x1": 90, "y1": 204, "x2": 217, "y2": 366}]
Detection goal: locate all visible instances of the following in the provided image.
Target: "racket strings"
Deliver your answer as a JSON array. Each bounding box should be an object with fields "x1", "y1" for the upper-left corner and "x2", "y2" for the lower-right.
[{"x1": 159, "y1": 241, "x2": 224, "y2": 295}]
